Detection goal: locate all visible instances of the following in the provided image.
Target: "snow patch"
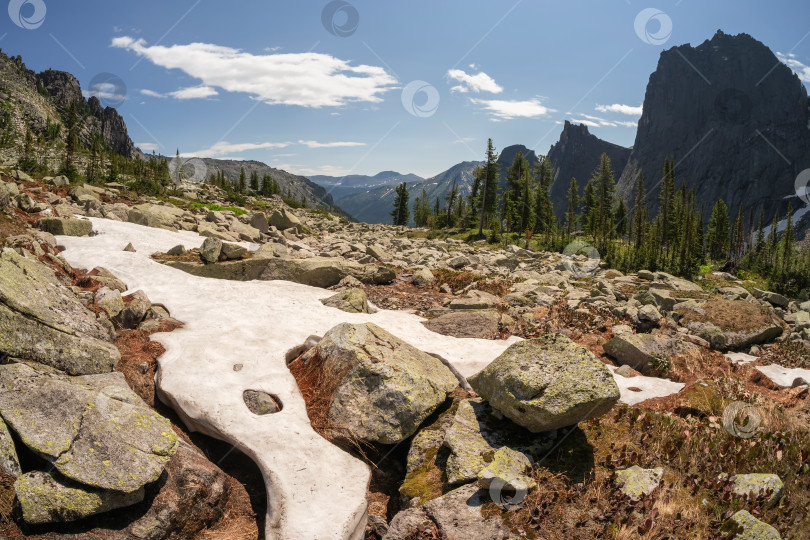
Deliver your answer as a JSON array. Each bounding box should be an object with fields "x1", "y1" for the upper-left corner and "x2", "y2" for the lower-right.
[
  {"x1": 756, "y1": 364, "x2": 810, "y2": 388},
  {"x1": 725, "y1": 352, "x2": 759, "y2": 365},
  {"x1": 607, "y1": 365, "x2": 685, "y2": 406},
  {"x1": 57, "y1": 217, "x2": 519, "y2": 539}
]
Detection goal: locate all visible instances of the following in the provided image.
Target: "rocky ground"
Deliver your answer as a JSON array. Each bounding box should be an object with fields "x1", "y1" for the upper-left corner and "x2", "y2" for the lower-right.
[{"x1": 0, "y1": 168, "x2": 808, "y2": 539}]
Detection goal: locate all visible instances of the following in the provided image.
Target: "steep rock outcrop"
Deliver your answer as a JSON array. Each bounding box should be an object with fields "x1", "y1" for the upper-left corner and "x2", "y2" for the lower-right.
[{"x1": 615, "y1": 31, "x2": 810, "y2": 225}]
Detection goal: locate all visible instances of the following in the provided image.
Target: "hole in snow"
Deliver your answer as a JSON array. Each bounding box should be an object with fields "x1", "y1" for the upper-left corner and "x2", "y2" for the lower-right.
[
  {"x1": 243, "y1": 390, "x2": 283, "y2": 415},
  {"x1": 284, "y1": 334, "x2": 322, "y2": 364}
]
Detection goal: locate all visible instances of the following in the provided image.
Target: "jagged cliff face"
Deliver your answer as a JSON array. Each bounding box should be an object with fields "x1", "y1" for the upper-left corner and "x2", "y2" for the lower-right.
[
  {"x1": 0, "y1": 50, "x2": 136, "y2": 158},
  {"x1": 615, "y1": 31, "x2": 810, "y2": 222},
  {"x1": 547, "y1": 121, "x2": 631, "y2": 219}
]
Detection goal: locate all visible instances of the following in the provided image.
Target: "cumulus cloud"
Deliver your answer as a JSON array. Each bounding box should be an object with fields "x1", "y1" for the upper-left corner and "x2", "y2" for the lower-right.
[
  {"x1": 298, "y1": 140, "x2": 367, "y2": 148},
  {"x1": 446, "y1": 69, "x2": 503, "y2": 94},
  {"x1": 276, "y1": 164, "x2": 352, "y2": 177},
  {"x1": 595, "y1": 103, "x2": 643, "y2": 115},
  {"x1": 136, "y1": 142, "x2": 159, "y2": 152},
  {"x1": 777, "y1": 52, "x2": 810, "y2": 83},
  {"x1": 182, "y1": 141, "x2": 291, "y2": 158},
  {"x1": 82, "y1": 82, "x2": 126, "y2": 103},
  {"x1": 139, "y1": 86, "x2": 218, "y2": 100},
  {"x1": 567, "y1": 113, "x2": 637, "y2": 128},
  {"x1": 470, "y1": 98, "x2": 553, "y2": 120},
  {"x1": 113, "y1": 37, "x2": 398, "y2": 107}
]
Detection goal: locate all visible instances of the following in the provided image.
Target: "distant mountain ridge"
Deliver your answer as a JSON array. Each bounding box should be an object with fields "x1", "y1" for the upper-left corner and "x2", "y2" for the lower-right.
[{"x1": 309, "y1": 171, "x2": 424, "y2": 203}]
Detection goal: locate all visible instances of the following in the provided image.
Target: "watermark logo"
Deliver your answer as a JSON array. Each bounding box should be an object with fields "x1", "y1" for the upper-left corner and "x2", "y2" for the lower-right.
[
  {"x1": 562, "y1": 240, "x2": 601, "y2": 278},
  {"x1": 489, "y1": 477, "x2": 531, "y2": 510},
  {"x1": 714, "y1": 88, "x2": 752, "y2": 124},
  {"x1": 401, "y1": 81, "x2": 440, "y2": 118},
  {"x1": 168, "y1": 156, "x2": 208, "y2": 185},
  {"x1": 321, "y1": 0, "x2": 359, "y2": 37},
  {"x1": 794, "y1": 169, "x2": 810, "y2": 205},
  {"x1": 87, "y1": 73, "x2": 127, "y2": 108},
  {"x1": 634, "y1": 8, "x2": 672, "y2": 46},
  {"x1": 8, "y1": 0, "x2": 46, "y2": 29},
  {"x1": 722, "y1": 401, "x2": 761, "y2": 439}
]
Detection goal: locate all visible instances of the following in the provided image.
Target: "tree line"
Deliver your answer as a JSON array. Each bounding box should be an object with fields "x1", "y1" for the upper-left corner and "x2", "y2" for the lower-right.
[{"x1": 391, "y1": 139, "x2": 810, "y2": 294}]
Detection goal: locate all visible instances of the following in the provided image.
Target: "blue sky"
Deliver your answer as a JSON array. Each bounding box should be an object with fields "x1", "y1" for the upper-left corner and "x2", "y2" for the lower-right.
[{"x1": 4, "y1": 0, "x2": 810, "y2": 178}]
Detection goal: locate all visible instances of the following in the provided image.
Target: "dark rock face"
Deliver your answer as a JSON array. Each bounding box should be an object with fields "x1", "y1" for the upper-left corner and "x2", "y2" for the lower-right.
[
  {"x1": 547, "y1": 122, "x2": 631, "y2": 219},
  {"x1": 615, "y1": 30, "x2": 810, "y2": 224},
  {"x1": 34, "y1": 69, "x2": 136, "y2": 158}
]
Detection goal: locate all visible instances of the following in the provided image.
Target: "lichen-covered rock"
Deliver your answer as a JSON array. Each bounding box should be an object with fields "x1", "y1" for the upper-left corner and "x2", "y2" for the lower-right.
[
  {"x1": 320, "y1": 288, "x2": 372, "y2": 313},
  {"x1": 115, "y1": 290, "x2": 152, "y2": 330},
  {"x1": 0, "y1": 416, "x2": 20, "y2": 476},
  {"x1": 220, "y1": 241, "x2": 248, "y2": 260},
  {"x1": 14, "y1": 470, "x2": 145, "y2": 524},
  {"x1": 39, "y1": 217, "x2": 93, "y2": 236},
  {"x1": 411, "y1": 268, "x2": 435, "y2": 288},
  {"x1": 0, "y1": 362, "x2": 177, "y2": 492},
  {"x1": 422, "y1": 310, "x2": 500, "y2": 339},
  {"x1": 677, "y1": 299, "x2": 784, "y2": 350},
  {"x1": 269, "y1": 208, "x2": 302, "y2": 232},
  {"x1": 200, "y1": 237, "x2": 222, "y2": 263},
  {"x1": 127, "y1": 203, "x2": 184, "y2": 231},
  {"x1": 469, "y1": 333, "x2": 620, "y2": 432},
  {"x1": 603, "y1": 333, "x2": 699, "y2": 375},
  {"x1": 731, "y1": 473, "x2": 784, "y2": 508},
  {"x1": 613, "y1": 466, "x2": 663, "y2": 501},
  {"x1": 383, "y1": 507, "x2": 436, "y2": 540},
  {"x1": 95, "y1": 286, "x2": 125, "y2": 318},
  {"x1": 423, "y1": 484, "x2": 511, "y2": 540},
  {"x1": 723, "y1": 510, "x2": 781, "y2": 539},
  {"x1": 0, "y1": 250, "x2": 119, "y2": 375},
  {"x1": 243, "y1": 389, "x2": 281, "y2": 415},
  {"x1": 294, "y1": 322, "x2": 458, "y2": 444},
  {"x1": 476, "y1": 447, "x2": 535, "y2": 491}
]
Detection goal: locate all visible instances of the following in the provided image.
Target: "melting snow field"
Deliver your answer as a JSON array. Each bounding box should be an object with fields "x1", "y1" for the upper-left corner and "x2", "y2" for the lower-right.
[
  {"x1": 57, "y1": 218, "x2": 686, "y2": 538},
  {"x1": 57, "y1": 218, "x2": 521, "y2": 539}
]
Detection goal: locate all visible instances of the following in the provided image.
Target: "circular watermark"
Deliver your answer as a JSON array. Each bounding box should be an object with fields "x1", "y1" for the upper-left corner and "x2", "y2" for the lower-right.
[
  {"x1": 87, "y1": 72, "x2": 127, "y2": 108},
  {"x1": 8, "y1": 0, "x2": 46, "y2": 29},
  {"x1": 489, "y1": 477, "x2": 531, "y2": 511},
  {"x1": 714, "y1": 88, "x2": 752, "y2": 124},
  {"x1": 794, "y1": 169, "x2": 810, "y2": 205},
  {"x1": 321, "y1": 0, "x2": 359, "y2": 37},
  {"x1": 562, "y1": 240, "x2": 601, "y2": 278},
  {"x1": 168, "y1": 156, "x2": 208, "y2": 185},
  {"x1": 722, "y1": 401, "x2": 761, "y2": 439},
  {"x1": 401, "y1": 81, "x2": 440, "y2": 118},
  {"x1": 634, "y1": 8, "x2": 672, "y2": 46}
]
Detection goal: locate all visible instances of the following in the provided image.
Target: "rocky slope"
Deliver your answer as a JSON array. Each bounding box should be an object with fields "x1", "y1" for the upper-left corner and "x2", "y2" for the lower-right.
[
  {"x1": 2, "y1": 167, "x2": 810, "y2": 538},
  {"x1": 547, "y1": 121, "x2": 632, "y2": 219},
  {"x1": 0, "y1": 50, "x2": 136, "y2": 158},
  {"x1": 615, "y1": 30, "x2": 810, "y2": 224}
]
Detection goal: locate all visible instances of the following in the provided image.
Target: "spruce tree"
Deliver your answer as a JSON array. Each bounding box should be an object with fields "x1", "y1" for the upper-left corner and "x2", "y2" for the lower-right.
[
  {"x1": 238, "y1": 167, "x2": 246, "y2": 193},
  {"x1": 632, "y1": 172, "x2": 649, "y2": 250},
  {"x1": 478, "y1": 138, "x2": 499, "y2": 237},
  {"x1": 565, "y1": 177, "x2": 579, "y2": 237},
  {"x1": 390, "y1": 182, "x2": 410, "y2": 226},
  {"x1": 707, "y1": 199, "x2": 730, "y2": 261}
]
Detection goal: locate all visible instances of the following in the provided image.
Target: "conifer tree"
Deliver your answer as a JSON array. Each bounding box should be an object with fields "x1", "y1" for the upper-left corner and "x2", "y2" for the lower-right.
[
  {"x1": 707, "y1": 199, "x2": 730, "y2": 261},
  {"x1": 238, "y1": 167, "x2": 246, "y2": 193},
  {"x1": 390, "y1": 182, "x2": 410, "y2": 226},
  {"x1": 565, "y1": 177, "x2": 579, "y2": 237},
  {"x1": 478, "y1": 138, "x2": 500, "y2": 237}
]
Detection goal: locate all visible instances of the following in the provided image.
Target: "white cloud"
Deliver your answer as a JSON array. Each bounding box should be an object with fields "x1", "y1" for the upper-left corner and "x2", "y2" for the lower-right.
[
  {"x1": 112, "y1": 37, "x2": 398, "y2": 107},
  {"x1": 170, "y1": 86, "x2": 218, "y2": 99},
  {"x1": 298, "y1": 140, "x2": 366, "y2": 148},
  {"x1": 567, "y1": 113, "x2": 637, "y2": 128},
  {"x1": 136, "y1": 142, "x2": 159, "y2": 152},
  {"x1": 140, "y1": 89, "x2": 165, "y2": 98},
  {"x1": 182, "y1": 141, "x2": 291, "y2": 158},
  {"x1": 276, "y1": 164, "x2": 352, "y2": 177},
  {"x1": 777, "y1": 52, "x2": 810, "y2": 83},
  {"x1": 139, "y1": 86, "x2": 218, "y2": 100},
  {"x1": 82, "y1": 82, "x2": 126, "y2": 103},
  {"x1": 446, "y1": 69, "x2": 503, "y2": 94},
  {"x1": 595, "y1": 103, "x2": 643, "y2": 115},
  {"x1": 470, "y1": 98, "x2": 553, "y2": 120}
]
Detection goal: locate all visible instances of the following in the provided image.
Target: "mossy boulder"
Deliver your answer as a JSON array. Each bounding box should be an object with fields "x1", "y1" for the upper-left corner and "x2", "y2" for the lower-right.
[
  {"x1": 0, "y1": 362, "x2": 177, "y2": 493},
  {"x1": 731, "y1": 473, "x2": 784, "y2": 508},
  {"x1": 127, "y1": 203, "x2": 184, "y2": 231},
  {"x1": 476, "y1": 447, "x2": 535, "y2": 491},
  {"x1": 320, "y1": 288, "x2": 372, "y2": 313},
  {"x1": 723, "y1": 510, "x2": 781, "y2": 539},
  {"x1": 613, "y1": 466, "x2": 663, "y2": 501},
  {"x1": 39, "y1": 217, "x2": 93, "y2": 237},
  {"x1": 469, "y1": 333, "x2": 620, "y2": 432},
  {"x1": 200, "y1": 237, "x2": 222, "y2": 263},
  {"x1": 603, "y1": 333, "x2": 698, "y2": 375},
  {"x1": 295, "y1": 322, "x2": 458, "y2": 444},
  {"x1": 15, "y1": 471, "x2": 145, "y2": 524},
  {"x1": 0, "y1": 250, "x2": 119, "y2": 375}
]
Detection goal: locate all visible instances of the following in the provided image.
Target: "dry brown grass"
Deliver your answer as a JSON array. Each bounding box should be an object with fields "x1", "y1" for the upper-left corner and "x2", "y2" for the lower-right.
[{"x1": 678, "y1": 298, "x2": 776, "y2": 333}]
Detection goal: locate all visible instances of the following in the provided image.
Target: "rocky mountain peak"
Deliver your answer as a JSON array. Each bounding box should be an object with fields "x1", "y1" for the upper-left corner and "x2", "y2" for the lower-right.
[
  {"x1": 547, "y1": 121, "x2": 631, "y2": 218},
  {"x1": 616, "y1": 30, "x2": 810, "y2": 223}
]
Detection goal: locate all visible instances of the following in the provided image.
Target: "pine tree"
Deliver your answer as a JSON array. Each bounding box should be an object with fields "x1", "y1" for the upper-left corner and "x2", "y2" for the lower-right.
[
  {"x1": 591, "y1": 153, "x2": 616, "y2": 249},
  {"x1": 390, "y1": 182, "x2": 410, "y2": 226},
  {"x1": 564, "y1": 177, "x2": 579, "y2": 237},
  {"x1": 238, "y1": 167, "x2": 246, "y2": 193},
  {"x1": 250, "y1": 170, "x2": 259, "y2": 192},
  {"x1": 781, "y1": 202, "x2": 794, "y2": 276},
  {"x1": 414, "y1": 188, "x2": 431, "y2": 227},
  {"x1": 707, "y1": 199, "x2": 730, "y2": 261},
  {"x1": 478, "y1": 138, "x2": 499, "y2": 237},
  {"x1": 174, "y1": 149, "x2": 181, "y2": 185},
  {"x1": 614, "y1": 198, "x2": 628, "y2": 239},
  {"x1": 445, "y1": 180, "x2": 458, "y2": 227},
  {"x1": 631, "y1": 172, "x2": 649, "y2": 250},
  {"x1": 730, "y1": 205, "x2": 745, "y2": 260}
]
